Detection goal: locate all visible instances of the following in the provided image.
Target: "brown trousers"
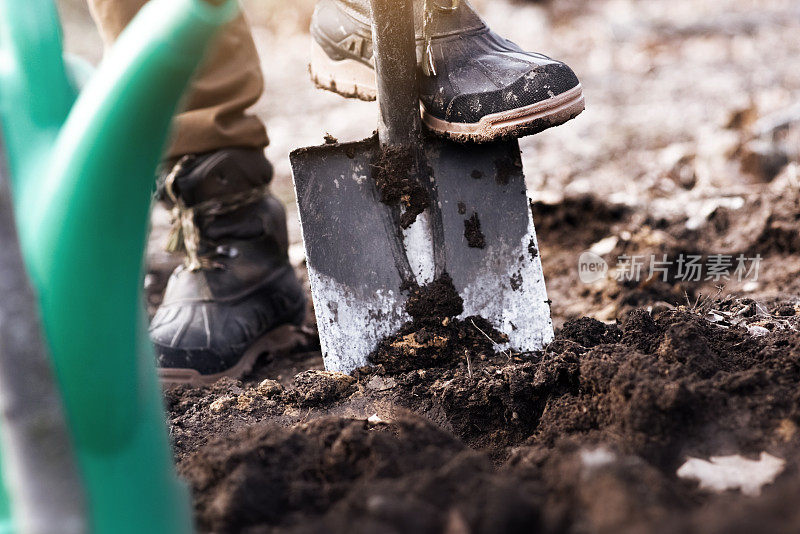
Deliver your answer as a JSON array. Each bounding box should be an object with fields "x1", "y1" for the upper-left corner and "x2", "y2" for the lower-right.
[{"x1": 87, "y1": 0, "x2": 269, "y2": 158}]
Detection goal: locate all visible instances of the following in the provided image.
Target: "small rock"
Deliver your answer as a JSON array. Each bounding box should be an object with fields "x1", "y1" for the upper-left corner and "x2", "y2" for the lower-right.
[
  {"x1": 236, "y1": 394, "x2": 255, "y2": 411},
  {"x1": 257, "y1": 379, "x2": 284, "y2": 398},
  {"x1": 366, "y1": 375, "x2": 397, "y2": 392},
  {"x1": 367, "y1": 413, "x2": 384, "y2": 425},
  {"x1": 742, "y1": 281, "x2": 759, "y2": 292},
  {"x1": 677, "y1": 453, "x2": 785, "y2": 497},
  {"x1": 581, "y1": 447, "x2": 616, "y2": 470},
  {"x1": 209, "y1": 396, "x2": 235, "y2": 413},
  {"x1": 589, "y1": 236, "x2": 619, "y2": 256},
  {"x1": 293, "y1": 370, "x2": 356, "y2": 406},
  {"x1": 747, "y1": 325, "x2": 770, "y2": 337}
]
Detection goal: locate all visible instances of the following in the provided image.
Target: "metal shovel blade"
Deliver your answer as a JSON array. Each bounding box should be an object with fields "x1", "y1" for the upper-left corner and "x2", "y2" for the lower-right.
[{"x1": 290, "y1": 135, "x2": 554, "y2": 373}]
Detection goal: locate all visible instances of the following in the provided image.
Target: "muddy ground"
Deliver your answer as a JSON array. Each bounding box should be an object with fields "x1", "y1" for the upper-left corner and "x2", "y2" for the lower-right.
[{"x1": 57, "y1": 0, "x2": 800, "y2": 532}]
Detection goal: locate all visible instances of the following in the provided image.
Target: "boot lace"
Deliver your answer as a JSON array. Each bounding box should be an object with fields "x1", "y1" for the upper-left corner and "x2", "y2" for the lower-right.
[
  {"x1": 163, "y1": 156, "x2": 269, "y2": 272},
  {"x1": 422, "y1": 0, "x2": 460, "y2": 77}
]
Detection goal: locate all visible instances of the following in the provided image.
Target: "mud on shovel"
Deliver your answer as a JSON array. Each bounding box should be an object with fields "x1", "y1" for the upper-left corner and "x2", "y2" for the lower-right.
[{"x1": 291, "y1": 0, "x2": 554, "y2": 373}]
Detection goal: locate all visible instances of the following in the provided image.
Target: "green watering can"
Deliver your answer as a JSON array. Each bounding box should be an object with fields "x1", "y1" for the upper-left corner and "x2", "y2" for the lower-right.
[{"x1": 0, "y1": 0, "x2": 237, "y2": 531}]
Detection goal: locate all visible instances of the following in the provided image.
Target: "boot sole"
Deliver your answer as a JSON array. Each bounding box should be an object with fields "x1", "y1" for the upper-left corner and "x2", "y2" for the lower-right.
[
  {"x1": 309, "y1": 41, "x2": 585, "y2": 142},
  {"x1": 422, "y1": 84, "x2": 585, "y2": 142},
  {"x1": 309, "y1": 40, "x2": 377, "y2": 102},
  {"x1": 158, "y1": 304, "x2": 307, "y2": 386}
]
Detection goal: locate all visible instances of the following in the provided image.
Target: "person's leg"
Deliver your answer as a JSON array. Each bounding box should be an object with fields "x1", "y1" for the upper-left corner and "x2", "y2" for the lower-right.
[
  {"x1": 87, "y1": 0, "x2": 305, "y2": 384},
  {"x1": 310, "y1": 0, "x2": 584, "y2": 142},
  {"x1": 87, "y1": 0, "x2": 268, "y2": 157}
]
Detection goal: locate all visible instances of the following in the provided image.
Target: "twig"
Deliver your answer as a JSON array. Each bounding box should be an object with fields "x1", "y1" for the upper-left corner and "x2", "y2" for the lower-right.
[
  {"x1": 464, "y1": 349, "x2": 473, "y2": 379},
  {"x1": 470, "y1": 319, "x2": 511, "y2": 360},
  {"x1": 537, "y1": 347, "x2": 549, "y2": 377}
]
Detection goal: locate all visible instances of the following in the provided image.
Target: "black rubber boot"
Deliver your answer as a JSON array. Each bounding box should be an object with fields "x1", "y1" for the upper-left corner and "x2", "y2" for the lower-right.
[
  {"x1": 151, "y1": 148, "x2": 306, "y2": 384},
  {"x1": 309, "y1": 0, "x2": 584, "y2": 142}
]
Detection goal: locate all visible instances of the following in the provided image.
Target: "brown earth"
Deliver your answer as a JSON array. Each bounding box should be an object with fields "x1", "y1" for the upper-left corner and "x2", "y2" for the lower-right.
[
  {"x1": 167, "y1": 300, "x2": 800, "y2": 533},
  {"x1": 164, "y1": 187, "x2": 800, "y2": 532}
]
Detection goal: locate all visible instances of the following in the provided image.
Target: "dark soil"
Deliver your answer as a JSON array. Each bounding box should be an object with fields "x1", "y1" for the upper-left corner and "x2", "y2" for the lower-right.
[
  {"x1": 371, "y1": 144, "x2": 430, "y2": 229},
  {"x1": 368, "y1": 274, "x2": 505, "y2": 373},
  {"x1": 464, "y1": 212, "x2": 487, "y2": 248},
  {"x1": 168, "y1": 302, "x2": 800, "y2": 533},
  {"x1": 404, "y1": 273, "x2": 463, "y2": 320},
  {"x1": 368, "y1": 315, "x2": 505, "y2": 374},
  {"x1": 161, "y1": 182, "x2": 800, "y2": 533},
  {"x1": 181, "y1": 416, "x2": 540, "y2": 534}
]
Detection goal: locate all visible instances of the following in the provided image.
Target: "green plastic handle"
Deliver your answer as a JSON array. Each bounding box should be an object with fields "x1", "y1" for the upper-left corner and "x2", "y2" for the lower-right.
[
  {"x1": 26, "y1": 0, "x2": 237, "y2": 452},
  {"x1": 0, "y1": 0, "x2": 237, "y2": 531},
  {"x1": 0, "y1": 0, "x2": 76, "y2": 207}
]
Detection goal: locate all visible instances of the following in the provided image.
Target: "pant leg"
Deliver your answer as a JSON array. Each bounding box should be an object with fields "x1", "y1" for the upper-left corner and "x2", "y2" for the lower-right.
[{"x1": 87, "y1": 0, "x2": 269, "y2": 159}]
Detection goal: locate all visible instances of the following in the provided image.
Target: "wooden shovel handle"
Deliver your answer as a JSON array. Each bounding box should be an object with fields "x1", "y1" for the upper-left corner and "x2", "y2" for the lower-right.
[{"x1": 369, "y1": 0, "x2": 422, "y2": 148}]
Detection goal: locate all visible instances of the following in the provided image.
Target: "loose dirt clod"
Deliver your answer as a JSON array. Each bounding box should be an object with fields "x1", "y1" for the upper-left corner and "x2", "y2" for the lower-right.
[
  {"x1": 366, "y1": 273, "x2": 508, "y2": 373},
  {"x1": 371, "y1": 144, "x2": 430, "y2": 228},
  {"x1": 369, "y1": 315, "x2": 505, "y2": 373},
  {"x1": 528, "y1": 238, "x2": 539, "y2": 258},
  {"x1": 559, "y1": 316, "x2": 621, "y2": 347},
  {"x1": 292, "y1": 370, "x2": 356, "y2": 406},
  {"x1": 464, "y1": 212, "x2": 486, "y2": 248},
  {"x1": 404, "y1": 273, "x2": 463, "y2": 319}
]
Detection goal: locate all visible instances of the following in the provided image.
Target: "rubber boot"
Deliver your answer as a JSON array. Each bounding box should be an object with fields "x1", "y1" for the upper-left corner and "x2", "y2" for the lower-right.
[
  {"x1": 150, "y1": 148, "x2": 306, "y2": 384},
  {"x1": 309, "y1": 0, "x2": 584, "y2": 142}
]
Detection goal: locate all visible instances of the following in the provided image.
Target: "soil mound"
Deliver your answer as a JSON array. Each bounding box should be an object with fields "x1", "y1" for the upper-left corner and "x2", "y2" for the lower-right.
[
  {"x1": 181, "y1": 415, "x2": 544, "y2": 534},
  {"x1": 169, "y1": 303, "x2": 800, "y2": 533},
  {"x1": 404, "y1": 273, "x2": 463, "y2": 320},
  {"x1": 369, "y1": 274, "x2": 506, "y2": 373}
]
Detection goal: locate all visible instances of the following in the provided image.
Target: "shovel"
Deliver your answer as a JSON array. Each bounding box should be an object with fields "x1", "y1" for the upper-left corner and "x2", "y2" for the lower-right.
[{"x1": 291, "y1": 0, "x2": 554, "y2": 374}]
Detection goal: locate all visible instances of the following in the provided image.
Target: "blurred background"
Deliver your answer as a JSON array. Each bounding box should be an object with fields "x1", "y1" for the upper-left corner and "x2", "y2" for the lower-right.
[{"x1": 56, "y1": 0, "x2": 800, "y2": 324}]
